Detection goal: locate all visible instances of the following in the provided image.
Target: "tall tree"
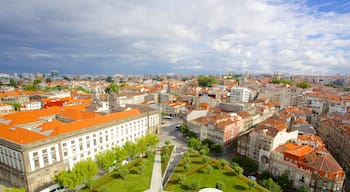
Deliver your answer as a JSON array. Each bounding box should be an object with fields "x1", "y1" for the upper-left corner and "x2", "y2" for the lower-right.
[
  {"x1": 188, "y1": 138, "x2": 202, "y2": 151},
  {"x1": 115, "y1": 146, "x2": 128, "y2": 165},
  {"x1": 8, "y1": 79, "x2": 17, "y2": 87},
  {"x1": 260, "y1": 178, "x2": 283, "y2": 192},
  {"x1": 231, "y1": 162, "x2": 244, "y2": 175},
  {"x1": 73, "y1": 158, "x2": 98, "y2": 188},
  {"x1": 96, "y1": 150, "x2": 116, "y2": 171}
]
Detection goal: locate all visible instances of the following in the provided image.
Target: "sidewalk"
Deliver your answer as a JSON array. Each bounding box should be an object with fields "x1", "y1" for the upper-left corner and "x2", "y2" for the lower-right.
[{"x1": 144, "y1": 151, "x2": 162, "y2": 192}]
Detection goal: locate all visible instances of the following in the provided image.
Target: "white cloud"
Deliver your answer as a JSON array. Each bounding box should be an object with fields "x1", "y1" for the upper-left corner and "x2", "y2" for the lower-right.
[{"x1": 1, "y1": 0, "x2": 350, "y2": 74}]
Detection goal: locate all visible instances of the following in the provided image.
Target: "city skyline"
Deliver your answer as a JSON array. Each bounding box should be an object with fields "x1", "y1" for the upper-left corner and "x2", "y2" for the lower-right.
[{"x1": 1, "y1": 0, "x2": 350, "y2": 75}]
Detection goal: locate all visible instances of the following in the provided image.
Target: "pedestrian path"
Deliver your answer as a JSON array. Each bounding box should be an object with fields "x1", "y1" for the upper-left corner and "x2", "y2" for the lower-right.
[{"x1": 144, "y1": 151, "x2": 162, "y2": 192}]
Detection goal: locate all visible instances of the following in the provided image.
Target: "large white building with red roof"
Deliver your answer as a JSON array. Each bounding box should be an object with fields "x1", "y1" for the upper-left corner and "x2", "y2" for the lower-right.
[{"x1": 0, "y1": 104, "x2": 160, "y2": 192}]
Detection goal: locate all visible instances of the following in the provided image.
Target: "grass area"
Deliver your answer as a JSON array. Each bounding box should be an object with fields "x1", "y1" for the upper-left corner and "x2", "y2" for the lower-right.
[
  {"x1": 79, "y1": 154, "x2": 154, "y2": 192},
  {"x1": 164, "y1": 152, "x2": 268, "y2": 192},
  {"x1": 161, "y1": 145, "x2": 174, "y2": 176}
]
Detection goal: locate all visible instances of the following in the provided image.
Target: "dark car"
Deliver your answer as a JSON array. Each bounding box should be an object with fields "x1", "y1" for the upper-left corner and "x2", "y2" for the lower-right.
[{"x1": 175, "y1": 124, "x2": 181, "y2": 129}]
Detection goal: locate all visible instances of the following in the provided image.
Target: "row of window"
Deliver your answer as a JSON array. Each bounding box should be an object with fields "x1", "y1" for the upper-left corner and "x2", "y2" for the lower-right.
[{"x1": 0, "y1": 145, "x2": 24, "y2": 171}]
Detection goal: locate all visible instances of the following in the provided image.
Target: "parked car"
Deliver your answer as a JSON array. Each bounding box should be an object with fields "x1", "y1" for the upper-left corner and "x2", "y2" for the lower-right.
[{"x1": 175, "y1": 124, "x2": 181, "y2": 129}]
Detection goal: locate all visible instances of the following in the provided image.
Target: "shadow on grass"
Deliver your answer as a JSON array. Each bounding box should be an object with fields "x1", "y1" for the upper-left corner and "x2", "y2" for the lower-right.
[
  {"x1": 129, "y1": 170, "x2": 138, "y2": 174},
  {"x1": 233, "y1": 184, "x2": 247, "y2": 190},
  {"x1": 223, "y1": 171, "x2": 235, "y2": 176}
]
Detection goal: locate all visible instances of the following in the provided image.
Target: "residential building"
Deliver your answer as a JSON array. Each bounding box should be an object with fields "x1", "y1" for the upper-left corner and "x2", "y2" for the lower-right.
[
  {"x1": 237, "y1": 116, "x2": 299, "y2": 172},
  {"x1": 188, "y1": 113, "x2": 242, "y2": 148},
  {"x1": 230, "y1": 87, "x2": 250, "y2": 103},
  {"x1": 316, "y1": 114, "x2": 350, "y2": 174},
  {"x1": 270, "y1": 135, "x2": 345, "y2": 191}
]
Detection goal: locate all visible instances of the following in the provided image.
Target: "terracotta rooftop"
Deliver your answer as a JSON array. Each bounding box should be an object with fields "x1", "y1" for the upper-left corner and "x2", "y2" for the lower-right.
[{"x1": 0, "y1": 106, "x2": 141, "y2": 144}]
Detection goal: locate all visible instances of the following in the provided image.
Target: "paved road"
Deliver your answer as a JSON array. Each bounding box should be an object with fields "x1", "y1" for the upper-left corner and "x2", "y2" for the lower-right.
[{"x1": 144, "y1": 151, "x2": 162, "y2": 192}]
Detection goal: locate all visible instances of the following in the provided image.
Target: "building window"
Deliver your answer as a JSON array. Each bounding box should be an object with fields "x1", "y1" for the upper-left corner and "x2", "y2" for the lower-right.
[
  {"x1": 79, "y1": 143, "x2": 83, "y2": 151},
  {"x1": 63, "y1": 149, "x2": 68, "y2": 157},
  {"x1": 43, "y1": 156, "x2": 49, "y2": 165},
  {"x1": 34, "y1": 159, "x2": 40, "y2": 169}
]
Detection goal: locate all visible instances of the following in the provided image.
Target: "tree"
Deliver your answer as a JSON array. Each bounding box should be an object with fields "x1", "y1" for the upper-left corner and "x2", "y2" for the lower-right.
[
  {"x1": 211, "y1": 144, "x2": 223, "y2": 155},
  {"x1": 106, "y1": 76, "x2": 114, "y2": 83},
  {"x1": 260, "y1": 178, "x2": 283, "y2": 192},
  {"x1": 190, "y1": 180, "x2": 200, "y2": 191},
  {"x1": 165, "y1": 139, "x2": 171, "y2": 146},
  {"x1": 8, "y1": 79, "x2": 17, "y2": 87},
  {"x1": 220, "y1": 158, "x2": 229, "y2": 170},
  {"x1": 124, "y1": 141, "x2": 139, "y2": 160},
  {"x1": 115, "y1": 146, "x2": 128, "y2": 165},
  {"x1": 96, "y1": 149, "x2": 116, "y2": 171},
  {"x1": 197, "y1": 75, "x2": 217, "y2": 87},
  {"x1": 54, "y1": 170, "x2": 78, "y2": 191},
  {"x1": 188, "y1": 138, "x2": 202, "y2": 151},
  {"x1": 232, "y1": 155, "x2": 258, "y2": 175},
  {"x1": 184, "y1": 161, "x2": 191, "y2": 172},
  {"x1": 179, "y1": 124, "x2": 188, "y2": 135},
  {"x1": 4, "y1": 188, "x2": 25, "y2": 192},
  {"x1": 73, "y1": 158, "x2": 98, "y2": 188},
  {"x1": 297, "y1": 82, "x2": 311, "y2": 89},
  {"x1": 201, "y1": 155, "x2": 209, "y2": 163},
  {"x1": 215, "y1": 181, "x2": 225, "y2": 190},
  {"x1": 178, "y1": 174, "x2": 186, "y2": 186},
  {"x1": 297, "y1": 186, "x2": 310, "y2": 192},
  {"x1": 199, "y1": 145, "x2": 210, "y2": 155},
  {"x1": 106, "y1": 82, "x2": 119, "y2": 94},
  {"x1": 206, "y1": 164, "x2": 213, "y2": 174},
  {"x1": 144, "y1": 134, "x2": 159, "y2": 148},
  {"x1": 119, "y1": 167, "x2": 129, "y2": 179},
  {"x1": 248, "y1": 179, "x2": 257, "y2": 189},
  {"x1": 276, "y1": 173, "x2": 293, "y2": 192},
  {"x1": 12, "y1": 103, "x2": 21, "y2": 111},
  {"x1": 231, "y1": 162, "x2": 244, "y2": 175}
]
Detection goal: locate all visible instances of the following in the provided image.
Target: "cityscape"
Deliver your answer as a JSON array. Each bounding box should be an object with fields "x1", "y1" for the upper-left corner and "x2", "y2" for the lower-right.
[{"x1": 1, "y1": 1, "x2": 350, "y2": 192}]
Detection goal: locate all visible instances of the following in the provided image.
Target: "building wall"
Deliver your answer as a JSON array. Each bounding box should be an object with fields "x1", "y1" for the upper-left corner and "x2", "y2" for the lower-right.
[{"x1": 0, "y1": 111, "x2": 160, "y2": 192}]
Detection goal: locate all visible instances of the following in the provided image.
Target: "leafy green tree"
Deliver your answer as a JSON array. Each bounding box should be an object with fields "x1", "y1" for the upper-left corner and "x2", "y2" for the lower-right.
[
  {"x1": 106, "y1": 82, "x2": 119, "y2": 94},
  {"x1": 297, "y1": 82, "x2": 311, "y2": 89},
  {"x1": 124, "y1": 141, "x2": 139, "y2": 160},
  {"x1": 184, "y1": 161, "x2": 191, "y2": 172},
  {"x1": 231, "y1": 162, "x2": 244, "y2": 175},
  {"x1": 248, "y1": 179, "x2": 257, "y2": 189},
  {"x1": 12, "y1": 103, "x2": 21, "y2": 111},
  {"x1": 206, "y1": 164, "x2": 213, "y2": 174},
  {"x1": 197, "y1": 75, "x2": 217, "y2": 87},
  {"x1": 144, "y1": 134, "x2": 159, "y2": 148},
  {"x1": 165, "y1": 139, "x2": 171, "y2": 146},
  {"x1": 220, "y1": 158, "x2": 229, "y2": 170},
  {"x1": 202, "y1": 155, "x2": 209, "y2": 163},
  {"x1": 119, "y1": 167, "x2": 129, "y2": 179},
  {"x1": 297, "y1": 186, "x2": 310, "y2": 192},
  {"x1": 188, "y1": 138, "x2": 202, "y2": 151},
  {"x1": 211, "y1": 144, "x2": 223, "y2": 155},
  {"x1": 73, "y1": 158, "x2": 98, "y2": 188},
  {"x1": 54, "y1": 170, "x2": 78, "y2": 191},
  {"x1": 260, "y1": 178, "x2": 283, "y2": 192},
  {"x1": 115, "y1": 146, "x2": 128, "y2": 165},
  {"x1": 276, "y1": 173, "x2": 293, "y2": 192},
  {"x1": 199, "y1": 145, "x2": 210, "y2": 155},
  {"x1": 190, "y1": 180, "x2": 200, "y2": 190},
  {"x1": 178, "y1": 174, "x2": 186, "y2": 186},
  {"x1": 179, "y1": 124, "x2": 188, "y2": 135},
  {"x1": 8, "y1": 79, "x2": 17, "y2": 87},
  {"x1": 4, "y1": 188, "x2": 25, "y2": 192},
  {"x1": 259, "y1": 171, "x2": 272, "y2": 180},
  {"x1": 232, "y1": 155, "x2": 258, "y2": 175},
  {"x1": 215, "y1": 181, "x2": 225, "y2": 190},
  {"x1": 96, "y1": 149, "x2": 116, "y2": 171}
]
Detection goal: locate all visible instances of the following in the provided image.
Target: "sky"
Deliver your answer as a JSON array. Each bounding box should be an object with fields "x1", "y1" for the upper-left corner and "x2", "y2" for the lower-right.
[{"x1": 1, "y1": 0, "x2": 350, "y2": 75}]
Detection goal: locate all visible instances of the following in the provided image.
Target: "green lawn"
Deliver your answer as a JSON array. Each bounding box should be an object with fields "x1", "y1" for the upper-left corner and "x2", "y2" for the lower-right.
[
  {"x1": 164, "y1": 152, "x2": 268, "y2": 192},
  {"x1": 79, "y1": 154, "x2": 154, "y2": 192}
]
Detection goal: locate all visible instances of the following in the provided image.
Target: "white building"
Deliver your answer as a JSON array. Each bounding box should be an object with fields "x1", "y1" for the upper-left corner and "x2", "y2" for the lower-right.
[{"x1": 230, "y1": 87, "x2": 250, "y2": 103}]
